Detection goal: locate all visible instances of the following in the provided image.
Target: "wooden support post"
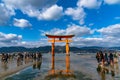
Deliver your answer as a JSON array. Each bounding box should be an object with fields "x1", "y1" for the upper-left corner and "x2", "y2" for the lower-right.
[
  {"x1": 52, "y1": 42, "x2": 55, "y2": 56},
  {"x1": 66, "y1": 54, "x2": 70, "y2": 73},
  {"x1": 66, "y1": 38, "x2": 70, "y2": 73},
  {"x1": 51, "y1": 56, "x2": 55, "y2": 74},
  {"x1": 66, "y1": 39, "x2": 70, "y2": 55},
  {"x1": 51, "y1": 39, "x2": 55, "y2": 74}
]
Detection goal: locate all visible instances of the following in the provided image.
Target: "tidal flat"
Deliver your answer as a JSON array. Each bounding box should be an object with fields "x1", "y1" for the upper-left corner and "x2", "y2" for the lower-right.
[{"x1": 2, "y1": 53, "x2": 120, "y2": 80}]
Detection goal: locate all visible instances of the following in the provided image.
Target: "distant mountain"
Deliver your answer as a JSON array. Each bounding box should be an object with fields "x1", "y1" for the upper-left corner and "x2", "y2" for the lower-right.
[
  {"x1": 0, "y1": 47, "x2": 27, "y2": 53},
  {"x1": 0, "y1": 46, "x2": 119, "y2": 53},
  {"x1": 0, "y1": 46, "x2": 51, "y2": 53}
]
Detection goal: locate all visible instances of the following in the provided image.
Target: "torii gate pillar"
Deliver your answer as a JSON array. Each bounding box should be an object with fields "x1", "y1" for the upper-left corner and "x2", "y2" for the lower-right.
[{"x1": 46, "y1": 34, "x2": 74, "y2": 74}]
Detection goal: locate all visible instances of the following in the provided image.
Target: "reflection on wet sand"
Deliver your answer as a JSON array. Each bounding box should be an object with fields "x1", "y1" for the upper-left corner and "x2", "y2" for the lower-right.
[
  {"x1": 45, "y1": 72, "x2": 76, "y2": 80},
  {"x1": 114, "y1": 62, "x2": 119, "y2": 74},
  {"x1": 1, "y1": 62, "x2": 8, "y2": 71},
  {"x1": 45, "y1": 54, "x2": 76, "y2": 80},
  {"x1": 97, "y1": 62, "x2": 119, "y2": 80},
  {"x1": 0, "y1": 57, "x2": 36, "y2": 71},
  {"x1": 33, "y1": 60, "x2": 42, "y2": 70},
  {"x1": 0, "y1": 52, "x2": 42, "y2": 79},
  {"x1": 17, "y1": 60, "x2": 23, "y2": 66}
]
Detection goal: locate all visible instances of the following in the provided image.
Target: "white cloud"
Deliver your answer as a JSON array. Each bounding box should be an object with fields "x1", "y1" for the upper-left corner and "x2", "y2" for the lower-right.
[
  {"x1": 71, "y1": 37, "x2": 102, "y2": 47},
  {"x1": 3, "y1": 0, "x2": 57, "y2": 10},
  {"x1": 18, "y1": 39, "x2": 50, "y2": 48},
  {"x1": 97, "y1": 24, "x2": 120, "y2": 37},
  {"x1": 0, "y1": 32, "x2": 23, "y2": 47},
  {"x1": 64, "y1": 0, "x2": 101, "y2": 25},
  {"x1": 65, "y1": 7, "x2": 86, "y2": 25},
  {"x1": 66, "y1": 25, "x2": 93, "y2": 36},
  {"x1": 71, "y1": 34, "x2": 120, "y2": 47},
  {"x1": 19, "y1": 5, "x2": 63, "y2": 20},
  {"x1": 0, "y1": 3, "x2": 15, "y2": 25},
  {"x1": 40, "y1": 24, "x2": 92, "y2": 37},
  {"x1": 0, "y1": 0, "x2": 57, "y2": 25},
  {"x1": 0, "y1": 32, "x2": 49, "y2": 48},
  {"x1": 104, "y1": 0, "x2": 120, "y2": 5},
  {"x1": 2, "y1": 0, "x2": 62, "y2": 21},
  {"x1": 40, "y1": 23, "x2": 120, "y2": 47},
  {"x1": 39, "y1": 5, "x2": 63, "y2": 20},
  {"x1": 77, "y1": 0, "x2": 102, "y2": 9},
  {"x1": 80, "y1": 24, "x2": 120, "y2": 47},
  {"x1": 1, "y1": 24, "x2": 120, "y2": 47},
  {"x1": 13, "y1": 18, "x2": 32, "y2": 28}
]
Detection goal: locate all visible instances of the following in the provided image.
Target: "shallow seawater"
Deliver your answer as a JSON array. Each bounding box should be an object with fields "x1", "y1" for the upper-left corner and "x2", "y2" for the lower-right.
[
  {"x1": 4, "y1": 53, "x2": 95, "y2": 80},
  {"x1": 5, "y1": 60, "x2": 49, "y2": 80},
  {"x1": 5, "y1": 64, "x2": 92, "y2": 80},
  {"x1": 5, "y1": 67, "x2": 39, "y2": 80},
  {"x1": 6, "y1": 53, "x2": 120, "y2": 80}
]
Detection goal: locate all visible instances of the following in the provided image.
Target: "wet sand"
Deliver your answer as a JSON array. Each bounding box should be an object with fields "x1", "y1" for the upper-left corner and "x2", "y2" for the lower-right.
[
  {"x1": 34, "y1": 53, "x2": 97, "y2": 80},
  {"x1": 0, "y1": 58, "x2": 33, "y2": 79},
  {"x1": 34, "y1": 53, "x2": 120, "y2": 80},
  {"x1": 0, "y1": 63, "x2": 32, "y2": 79},
  {"x1": 2, "y1": 53, "x2": 120, "y2": 80}
]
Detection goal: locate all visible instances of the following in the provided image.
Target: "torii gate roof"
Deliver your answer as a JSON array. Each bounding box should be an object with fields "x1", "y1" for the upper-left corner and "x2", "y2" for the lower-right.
[{"x1": 46, "y1": 34, "x2": 75, "y2": 38}]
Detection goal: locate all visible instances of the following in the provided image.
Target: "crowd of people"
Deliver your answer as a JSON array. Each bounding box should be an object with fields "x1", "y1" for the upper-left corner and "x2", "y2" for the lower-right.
[
  {"x1": 96, "y1": 51, "x2": 120, "y2": 79},
  {"x1": 1, "y1": 52, "x2": 42, "y2": 64},
  {"x1": 96, "y1": 51, "x2": 119, "y2": 66}
]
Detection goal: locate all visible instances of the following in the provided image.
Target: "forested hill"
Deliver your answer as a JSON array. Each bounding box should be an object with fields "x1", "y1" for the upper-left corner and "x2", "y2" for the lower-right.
[{"x1": 0, "y1": 46, "x2": 118, "y2": 53}]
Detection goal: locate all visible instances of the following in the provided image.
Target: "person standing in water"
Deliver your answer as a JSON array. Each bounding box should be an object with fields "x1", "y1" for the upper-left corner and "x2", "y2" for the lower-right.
[
  {"x1": 99, "y1": 51, "x2": 105, "y2": 66},
  {"x1": 109, "y1": 52, "x2": 114, "y2": 65},
  {"x1": 96, "y1": 52, "x2": 101, "y2": 63},
  {"x1": 104, "y1": 53, "x2": 109, "y2": 65}
]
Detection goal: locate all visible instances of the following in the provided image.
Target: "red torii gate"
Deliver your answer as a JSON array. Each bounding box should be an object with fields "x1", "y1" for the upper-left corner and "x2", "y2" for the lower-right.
[{"x1": 46, "y1": 34, "x2": 74, "y2": 74}]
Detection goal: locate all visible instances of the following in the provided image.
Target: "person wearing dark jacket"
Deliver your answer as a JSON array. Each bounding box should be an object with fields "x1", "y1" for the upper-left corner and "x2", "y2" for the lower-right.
[{"x1": 109, "y1": 53, "x2": 114, "y2": 65}]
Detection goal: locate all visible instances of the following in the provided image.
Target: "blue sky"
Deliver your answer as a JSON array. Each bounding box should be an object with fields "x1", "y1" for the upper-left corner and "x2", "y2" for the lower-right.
[{"x1": 0, "y1": 0, "x2": 120, "y2": 47}]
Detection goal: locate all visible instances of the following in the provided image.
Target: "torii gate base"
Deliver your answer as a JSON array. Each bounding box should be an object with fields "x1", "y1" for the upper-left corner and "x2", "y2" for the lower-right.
[{"x1": 46, "y1": 34, "x2": 74, "y2": 76}]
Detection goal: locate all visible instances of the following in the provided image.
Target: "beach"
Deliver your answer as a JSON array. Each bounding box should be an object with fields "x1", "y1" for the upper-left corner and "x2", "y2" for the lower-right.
[{"x1": 1, "y1": 53, "x2": 120, "y2": 80}]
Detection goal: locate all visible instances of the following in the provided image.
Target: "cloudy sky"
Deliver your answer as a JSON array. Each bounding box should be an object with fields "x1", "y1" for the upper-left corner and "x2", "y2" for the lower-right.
[{"x1": 0, "y1": 0, "x2": 120, "y2": 47}]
